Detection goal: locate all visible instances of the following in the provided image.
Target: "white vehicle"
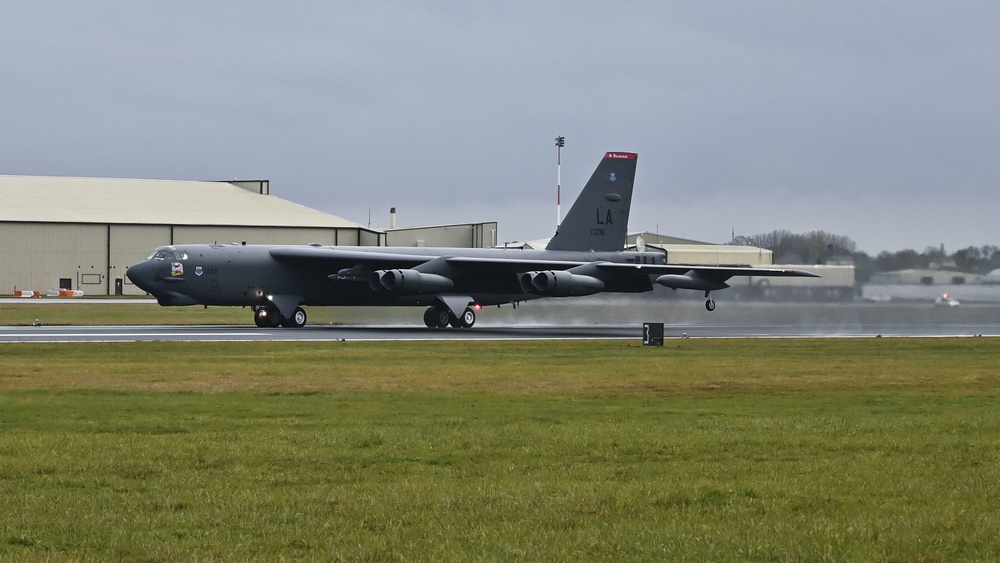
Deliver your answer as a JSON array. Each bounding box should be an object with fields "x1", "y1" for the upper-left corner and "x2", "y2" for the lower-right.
[{"x1": 934, "y1": 294, "x2": 960, "y2": 307}]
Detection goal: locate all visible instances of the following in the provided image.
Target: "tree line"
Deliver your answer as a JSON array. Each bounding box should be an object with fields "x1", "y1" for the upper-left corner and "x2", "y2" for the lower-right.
[{"x1": 743, "y1": 230, "x2": 1000, "y2": 284}]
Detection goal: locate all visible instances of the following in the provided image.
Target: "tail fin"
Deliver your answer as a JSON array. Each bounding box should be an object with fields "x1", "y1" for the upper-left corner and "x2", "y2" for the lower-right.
[{"x1": 546, "y1": 151, "x2": 637, "y2": 252}]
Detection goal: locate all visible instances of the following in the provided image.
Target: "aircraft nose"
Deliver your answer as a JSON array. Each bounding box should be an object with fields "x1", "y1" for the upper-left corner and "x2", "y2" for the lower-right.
[{"x1": 125, "y1": 261, "x2": 160, "y2": 293}]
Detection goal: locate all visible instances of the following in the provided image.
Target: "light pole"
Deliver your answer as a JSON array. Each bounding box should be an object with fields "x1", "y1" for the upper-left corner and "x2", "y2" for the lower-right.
[{"x1": 555, "y1": 136, "x2": 565, "y2": 229}]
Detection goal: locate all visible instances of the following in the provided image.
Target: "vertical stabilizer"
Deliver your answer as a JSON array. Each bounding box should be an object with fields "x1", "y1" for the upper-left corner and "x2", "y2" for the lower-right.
[{"x1": 546, "y1": 152, "x2": 637, "y2": 252}]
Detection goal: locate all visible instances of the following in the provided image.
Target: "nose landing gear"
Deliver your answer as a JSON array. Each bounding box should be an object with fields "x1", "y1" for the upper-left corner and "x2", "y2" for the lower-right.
[{"x1": 705, "y1": 291, "x2": 716, "y2": 312}]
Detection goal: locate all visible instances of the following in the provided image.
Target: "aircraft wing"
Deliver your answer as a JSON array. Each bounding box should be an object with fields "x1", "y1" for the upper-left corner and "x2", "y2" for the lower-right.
[
  {"x1": 270, "y1": 247, "x2": 592, "y2": 272},
  {"x1": 269, "y1": 246, "x2": 436, "y2": 268},
  {"x1": 444, "y1": 256, "x2": 589, "y2": 272},
  {"x1": 270, "y1": 246, "x2": 819, "y2": 280},
  {"x1": 450, "y1": 256, "x2": 819, "y2": 280},
  {"x1": 594, "y1": 262, "x2": 820, "y2": 293},
  {"x1": 594, "y1": 263, "x2": 820, "y2": 279}
]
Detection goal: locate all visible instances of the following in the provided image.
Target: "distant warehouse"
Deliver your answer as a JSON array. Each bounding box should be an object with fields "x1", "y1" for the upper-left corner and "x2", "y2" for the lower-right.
[{"x1": 0, "y1": 175, "x2": 497, "y2": 296}]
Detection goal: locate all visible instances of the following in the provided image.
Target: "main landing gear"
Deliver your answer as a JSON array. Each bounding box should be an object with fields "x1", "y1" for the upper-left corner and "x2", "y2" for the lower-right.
[
  {"x1": 705, "y1": 291, "x2": 716, "y2": 312},
  {"x1": 423, "y1": 305, "x2": 476, "y2": 328},
  {"x1": 253, "y1": 304, "x2": 307, "y2": 328}
]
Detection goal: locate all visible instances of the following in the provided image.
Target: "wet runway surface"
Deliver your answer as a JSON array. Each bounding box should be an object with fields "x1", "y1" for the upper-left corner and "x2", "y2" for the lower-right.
[
  {"x1": 3, "y1": 318, "x2": 998, "y2": 343},
  {"x1": 3, "y1": 300, "x2": 999, "y2": 342}
]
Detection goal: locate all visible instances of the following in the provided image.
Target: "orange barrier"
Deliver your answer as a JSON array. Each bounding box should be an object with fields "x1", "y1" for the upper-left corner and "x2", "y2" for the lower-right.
[
  {"x1": 45, "y1": 289, "x2": 85, "y2": 297},
  {"x1": 10, "y1": 289, "x2": 85, "y2": 297}
]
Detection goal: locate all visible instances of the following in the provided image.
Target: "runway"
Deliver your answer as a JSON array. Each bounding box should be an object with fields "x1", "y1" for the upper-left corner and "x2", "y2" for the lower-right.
[
  {"x1": 3, "y1": 319, "x2": 998, "y2": 343},
  {"x1": 3, "y1": 300, "x2": 999, "y2": 342}
]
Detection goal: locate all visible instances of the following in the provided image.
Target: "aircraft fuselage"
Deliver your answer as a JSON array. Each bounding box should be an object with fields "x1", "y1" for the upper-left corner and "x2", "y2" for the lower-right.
[{"x1": 126, "y1": 242, "x2": 663, "y2": 311}]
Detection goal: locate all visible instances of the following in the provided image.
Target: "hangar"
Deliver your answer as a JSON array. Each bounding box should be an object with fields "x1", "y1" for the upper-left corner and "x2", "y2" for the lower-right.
[{"x1": 0, "y1": 175, "x2": 496, "y2": 296}]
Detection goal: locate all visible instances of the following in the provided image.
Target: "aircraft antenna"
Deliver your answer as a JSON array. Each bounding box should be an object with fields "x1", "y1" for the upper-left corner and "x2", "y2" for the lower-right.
[{"x1": 555, "y1": 136, "x2": 565, "y2": 229}]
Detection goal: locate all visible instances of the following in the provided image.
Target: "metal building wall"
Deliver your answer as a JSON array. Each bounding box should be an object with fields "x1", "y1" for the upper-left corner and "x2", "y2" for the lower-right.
[
  {"x1": 172, "y1": 226, "x2": 341, "y2": 246},
  {"x1": 1, "y1": 222, "x2": 107, "y2": 295},
  {"x1": 384, "y1": 222, "x2": 498, "y2": 248},
  {"x1": 358, "y1": 229, "x2": 379, "y2": 246},
  {"x1": 665, "y1": 244, "x2": 773, "y2": 266}
]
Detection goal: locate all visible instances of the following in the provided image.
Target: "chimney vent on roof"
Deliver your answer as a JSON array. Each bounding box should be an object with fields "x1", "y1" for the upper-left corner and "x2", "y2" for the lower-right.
[{"x1": 229, "y1": 180, "x2": 269, "y2": 195}]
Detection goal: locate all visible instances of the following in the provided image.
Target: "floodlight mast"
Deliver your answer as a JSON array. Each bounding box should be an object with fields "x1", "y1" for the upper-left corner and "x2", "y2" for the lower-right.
[{"x1": 555, "y1": 135, "x2": 565, "y2": 229}]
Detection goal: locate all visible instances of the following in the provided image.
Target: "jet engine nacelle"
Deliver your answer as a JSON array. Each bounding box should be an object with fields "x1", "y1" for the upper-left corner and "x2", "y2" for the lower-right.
[
  {"x1": 656, "y1": 273, "x2": 730, "y2": 292},
  {"x1": 519, "y1": 270, "x2": 605, "y2": 297},
  {"x1": 369, "y1": 269, "x2": 455, "y2": 294}
]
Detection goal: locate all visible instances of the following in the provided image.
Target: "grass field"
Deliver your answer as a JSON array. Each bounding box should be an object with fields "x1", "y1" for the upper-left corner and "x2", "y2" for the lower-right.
[{"x1": 2, "y1": 338, "x2": 999, "y2": 561}]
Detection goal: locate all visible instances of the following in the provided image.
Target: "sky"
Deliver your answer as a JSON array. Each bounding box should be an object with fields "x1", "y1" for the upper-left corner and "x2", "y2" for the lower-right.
[{"x1": 3, "y1": 1, "x2": 998, "y2": 255}]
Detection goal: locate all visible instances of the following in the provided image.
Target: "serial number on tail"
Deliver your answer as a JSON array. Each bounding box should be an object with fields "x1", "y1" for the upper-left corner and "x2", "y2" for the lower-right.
[{"x1": 590, "y1": 228, "x2": 606, "y2": 236}]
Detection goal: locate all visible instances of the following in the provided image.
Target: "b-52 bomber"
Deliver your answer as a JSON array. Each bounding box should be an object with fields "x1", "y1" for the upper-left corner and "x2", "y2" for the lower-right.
[{"x1": 126, "y1": 151, "x2": 818, "y2": 328}]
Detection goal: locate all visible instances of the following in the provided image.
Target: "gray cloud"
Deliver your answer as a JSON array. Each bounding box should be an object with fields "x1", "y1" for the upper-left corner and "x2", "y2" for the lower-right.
[{"x1": 4, "y1": 1, "x2": 998, "y2": 253}]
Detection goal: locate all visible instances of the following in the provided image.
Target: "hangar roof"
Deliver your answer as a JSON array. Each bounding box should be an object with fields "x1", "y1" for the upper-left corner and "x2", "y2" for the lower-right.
[{"x1": 0, "y1": 175, "x2": 361, "y2": 228}]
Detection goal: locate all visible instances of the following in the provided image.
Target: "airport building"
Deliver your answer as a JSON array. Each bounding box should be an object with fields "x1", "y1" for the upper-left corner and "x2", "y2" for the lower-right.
[{"x1": 0, "y1": 175, "x2": 496, "y2": 296}]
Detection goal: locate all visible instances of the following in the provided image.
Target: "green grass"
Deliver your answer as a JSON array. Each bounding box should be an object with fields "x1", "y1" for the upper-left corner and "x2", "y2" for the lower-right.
[{"x1": 1, "y1": 339, "x2": 999, "y2": 560}]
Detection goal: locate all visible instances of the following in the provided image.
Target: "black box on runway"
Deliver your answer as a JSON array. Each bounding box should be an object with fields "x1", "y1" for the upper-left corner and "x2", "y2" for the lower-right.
[{"x1": 643, "y1": 322, "x2": 664, "y2": 346}]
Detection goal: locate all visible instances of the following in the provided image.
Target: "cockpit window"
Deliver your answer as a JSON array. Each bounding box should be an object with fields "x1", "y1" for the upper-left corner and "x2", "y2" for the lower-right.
[{"x1": 146, "y1": 247, "x2": 189, "y2": 261}]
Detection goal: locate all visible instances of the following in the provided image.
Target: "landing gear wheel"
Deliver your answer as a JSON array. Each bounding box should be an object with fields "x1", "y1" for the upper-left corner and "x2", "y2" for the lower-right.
[
  {"x1": 448, "y1": 307, "x2": 476, "y2": 328},
  {"x1": 424, "y1": 306, "x2": 450, "y2": 328},
  {"x1": 254, "y1": 309, "x2": 268, "y2": 327},
  {"x1": 459, "y1": 307, "x2": 476, "y2": 328},
  {"x1": 433, "y1": 307, "x2": 451, "y2": 328},
  {"x1": 282, "y1": 307, "x2": 307, "y2": 328},
  {"x1": 254, "y1": 305, "x2": 280, "y2": 328},
  {"x1": 705, "y1": 299, "x2": 716, "y2": 312}
]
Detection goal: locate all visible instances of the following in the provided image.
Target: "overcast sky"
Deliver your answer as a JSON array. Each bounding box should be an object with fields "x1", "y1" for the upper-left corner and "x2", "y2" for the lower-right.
[{"x1": 4, "y1": 2, "x2": 998, "y2": 254}]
